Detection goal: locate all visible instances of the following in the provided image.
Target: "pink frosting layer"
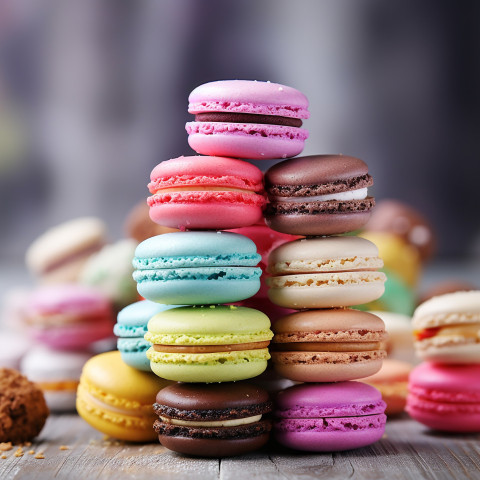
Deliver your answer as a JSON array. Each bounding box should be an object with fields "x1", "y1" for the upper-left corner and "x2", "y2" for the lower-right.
[
  {"x1": 188, "y1": 80, "x2": 309, "y2": 119},
  {"x1": 147, "y1": 190, "x2": 266, "y2": 207}
]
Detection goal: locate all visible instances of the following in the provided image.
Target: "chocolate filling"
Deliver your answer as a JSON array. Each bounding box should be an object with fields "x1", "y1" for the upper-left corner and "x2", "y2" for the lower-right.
[
  {"x1": 267, "y1": 174, "x2": 373, "y2": 197},
  {"x1": 153, "y1": 419, "x2": 272, "y2": 439},
  {"x1": 195, "y1": 112, "x2": 303, "y2": 128},
  {"x1": 266, "y1": 197, "x2": 375, "y2": 216},
  {"x1": 153, "y1": 400, "x2": 273, "y2": 422}
]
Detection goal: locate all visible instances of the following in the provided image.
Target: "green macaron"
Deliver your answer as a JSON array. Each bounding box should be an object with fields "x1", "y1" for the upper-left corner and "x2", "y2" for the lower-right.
[{"x1": 145, "y1": 305, "x2": 273, "y2": 383}]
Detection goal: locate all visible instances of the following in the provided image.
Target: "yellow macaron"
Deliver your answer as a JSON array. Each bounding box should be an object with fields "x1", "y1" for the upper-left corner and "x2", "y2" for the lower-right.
[{"x1": 76, "y1": 351, "x2": 171, "y2": 442}]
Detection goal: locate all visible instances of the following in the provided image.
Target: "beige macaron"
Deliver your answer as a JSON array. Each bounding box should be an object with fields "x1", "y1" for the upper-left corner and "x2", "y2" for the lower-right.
[
  {"x1": 413, "y1": 290, "x2": 480, "y2": 363},
  {"x1": 267, "y1": 236, "x2": 386, "y2": 309},
  {"x1": 26, "y1": 217, "x2": 106, "y2": 284},
  {"x1": 271, "y1": 308, "x2": 387, "y2": 382}
]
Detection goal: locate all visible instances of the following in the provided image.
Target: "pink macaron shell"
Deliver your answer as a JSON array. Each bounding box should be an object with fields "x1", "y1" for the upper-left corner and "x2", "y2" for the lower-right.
[
  {"x1": 186, "y1": 123, "x2": 308, "y2": 160},
  {"x1": 188, "y1": 80, "x2": 310, "y2": 119},
  {"x1": 274, "y1": 416, "x2": 386, "y2": 452},
  {"x1": 406, "y1": 363, "x2": 480, "y2": 432},
  {"x1": 406, "y1": 395, "x2": 480, "y2": 433},
  {"x1": 26, "y1": 284, "x2": 111, "y2": 318},
  {"x1": 30, "y1": 321, "x2": 114, "y2": 350},
  {"x1": 148, "y1": 199, "x2": 264, "y2": 230},
  {"x1": 148, "y1": 156, "x2": 264, "y2": 192}
]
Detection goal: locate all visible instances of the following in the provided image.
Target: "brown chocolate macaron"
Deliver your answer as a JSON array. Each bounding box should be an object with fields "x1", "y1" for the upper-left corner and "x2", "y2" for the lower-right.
[
  {"x1": 265, "y1": 154, "x2": 374, "y2": 236},
  {"x1": 271, "y1": 309, "x2": 387, "y2": 383},
  {"x1": 0, "y1": 368, "x2": 49, "y2": 443},
  {"x1": 153, "y1": 382, "x2": 272, "y2": 457}
]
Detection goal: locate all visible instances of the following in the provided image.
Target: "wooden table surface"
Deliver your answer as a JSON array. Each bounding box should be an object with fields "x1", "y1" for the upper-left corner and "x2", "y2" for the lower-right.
[{"x1": 1, "y1": 414, "x2": 479, "y2": 480}]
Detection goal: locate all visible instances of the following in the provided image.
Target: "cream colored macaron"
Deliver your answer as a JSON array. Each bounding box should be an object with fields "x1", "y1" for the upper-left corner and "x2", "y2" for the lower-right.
[
  {"x1": 267, "y1": 236, "x2": 386, "y2": 309},
  {"x1": 412, "y1": 291, "x2": 480, "y2": 363}
]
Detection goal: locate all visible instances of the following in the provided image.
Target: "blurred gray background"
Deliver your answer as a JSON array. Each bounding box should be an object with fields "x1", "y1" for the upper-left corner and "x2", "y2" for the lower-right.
[{"x1": 0, "y1": 0, "x2": 479, "y2": 263}]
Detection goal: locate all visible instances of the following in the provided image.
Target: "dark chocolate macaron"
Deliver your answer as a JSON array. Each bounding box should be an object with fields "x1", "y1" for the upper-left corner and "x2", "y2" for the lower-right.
[
  {"x1": 265, "y1": 155, "x2": 374, "y2": 236},
  {"x1": 153, "y1": 382, "x2": 272, "y2": 457}
]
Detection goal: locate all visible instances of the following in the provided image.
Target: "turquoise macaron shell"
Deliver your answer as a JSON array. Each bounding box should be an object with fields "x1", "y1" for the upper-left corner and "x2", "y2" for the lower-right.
[
  {"x1": 133, "y1": 232, "x2": 262, "y2": 305},
  {"x1": 114, "y1": 300, "x2": 177, "y2": 335},
  {"x1": 117, "y1": 338, "x2": 152, "y2": 371},
  {"x1": 115, "y1": 300, "x2": 180, "y2": 372}
]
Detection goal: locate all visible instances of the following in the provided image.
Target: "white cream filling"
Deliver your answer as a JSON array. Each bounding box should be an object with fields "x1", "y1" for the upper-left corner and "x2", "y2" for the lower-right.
[
  {"x1": 274, "y1": 187, "x2": 367, "y2": 203},
  {"x1": 159, "y1": 414, "x2": 262, "y2": 427}
]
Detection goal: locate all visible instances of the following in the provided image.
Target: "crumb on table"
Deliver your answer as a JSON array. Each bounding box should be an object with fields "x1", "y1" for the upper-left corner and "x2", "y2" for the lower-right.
[
  {"x1": 0, "y1": 442, "x2": 12, "y2": 452},
  {"x1": 59, "y1": 445, "x2": 69, "y2": 451},
  {"x1": 34, "y1": 452, "x2": 45, "y2": 459},
  {"x1": 14, "y1": 447, "x2": 24, "y2": 457}
]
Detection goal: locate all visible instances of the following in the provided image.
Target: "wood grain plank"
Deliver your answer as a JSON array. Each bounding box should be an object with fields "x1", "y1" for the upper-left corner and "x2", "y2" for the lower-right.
[{"x1": 1, "y1": 414, "x2": 479, "y2": 480}]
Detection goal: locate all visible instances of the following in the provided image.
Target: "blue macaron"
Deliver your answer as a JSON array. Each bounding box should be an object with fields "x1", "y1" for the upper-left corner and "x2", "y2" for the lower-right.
[
  {"x1": 114, "y1": 300, "x2": 177, "y2": 371},
  {"x1": 132, "y1": 232, "x2": 262, "y2": 305}
]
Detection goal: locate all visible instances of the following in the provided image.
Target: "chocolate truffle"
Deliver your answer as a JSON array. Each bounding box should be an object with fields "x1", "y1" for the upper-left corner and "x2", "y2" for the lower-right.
[{"x1": 0, "y1": 368, "x2": 49, "y2": 443}]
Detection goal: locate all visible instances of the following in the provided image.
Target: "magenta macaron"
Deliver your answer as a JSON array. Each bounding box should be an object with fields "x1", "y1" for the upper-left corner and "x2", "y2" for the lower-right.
[
  {"x1": 407, "y1": 362, "x2": 480, "y2": 433},
  {"x1": 24, "y1": 284, "x2": 114, "y2": 350},
  {"x1": 274, "y1": 382, "x2": 386, "y2": 451},
  {"x1": 147, "y1": 156, "x2": 266, "y2": 230},
  {"x1": 186, "y1": 80, "x2": 309, "y2": 160}
]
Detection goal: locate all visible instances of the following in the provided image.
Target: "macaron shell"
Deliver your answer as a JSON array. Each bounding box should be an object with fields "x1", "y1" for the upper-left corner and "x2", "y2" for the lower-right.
[
  {"x1": 413, "y1": 290, "x2": 480, "y2": 329},
  {"x1": 148, "y1": 200, "x2": 263, "y2": 230},
  {"x1": 188, "y1": 80, "x2": 309, "y2": 118},
  {"x1": 268, "y1": 275, "x2": 386, "y2": 309},
  {"x1": 30, "y1": 321, "x2": 114, "y2": 350},
  {"x1": 272, "y1": 354, "x2": 384, "y2": 383},
  {"x1": 415, "y1": 342, "x2": 480, "y2": 364},
  {"x1": 157, "y1": 433, "x2": 270, "y2": 457},
  {"x1": 117, "y1": 338, "x2": 152, "y2": 371},
  {"x1": 148, "y1": 349, "x2": 269, "y2": 383},
  {"x1": 266, "y1": 211, "x2": 372, "y2": 236},
  {"x1": 274, "y1": 416, "x2": 386, "y2": 452},
  {"x1": 187, "y1": 125, "x2": 307, "y2": 160},
  {"x1": 406, "y1": 399, "x2": 480, "y2": 433},
  {"x1": 137, "y1": 274, "x2": 261, "y2": 305},
  {"x1": 76, "y1": 389, "x2": 158, "y2": 442}
]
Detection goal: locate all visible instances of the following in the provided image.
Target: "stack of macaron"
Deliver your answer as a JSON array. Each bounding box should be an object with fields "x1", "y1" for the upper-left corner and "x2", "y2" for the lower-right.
[
  {"x1": 263, "y1": 154, "x2": 388, "y2": 451},
  {"x1": 15, "y1": 217, "x2": 141, "y2": 412},
  {"x1": 407, "y1": 290, "x2": 480, "y2": 432},
  {"x1": 128, "y1": 79, "x2": 318, "y2": 456}
]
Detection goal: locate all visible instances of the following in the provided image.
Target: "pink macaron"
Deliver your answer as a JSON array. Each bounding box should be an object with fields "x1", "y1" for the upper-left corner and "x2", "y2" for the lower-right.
[
  {"x1": 148, "y1": 156, "x2": 266, "y2": 230},
  {"x1": 407, "y1": 362, "x2": 480, "y2": 432},
  {"x1": 186, "y1": 80, "x2": 309, "y2": 160},
  {"x1": 274, "y1": 382, "x2": 387, "y2": 451},
  {"x1": 25, "y1": 284, "x2": 114, "y2": 350}
]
